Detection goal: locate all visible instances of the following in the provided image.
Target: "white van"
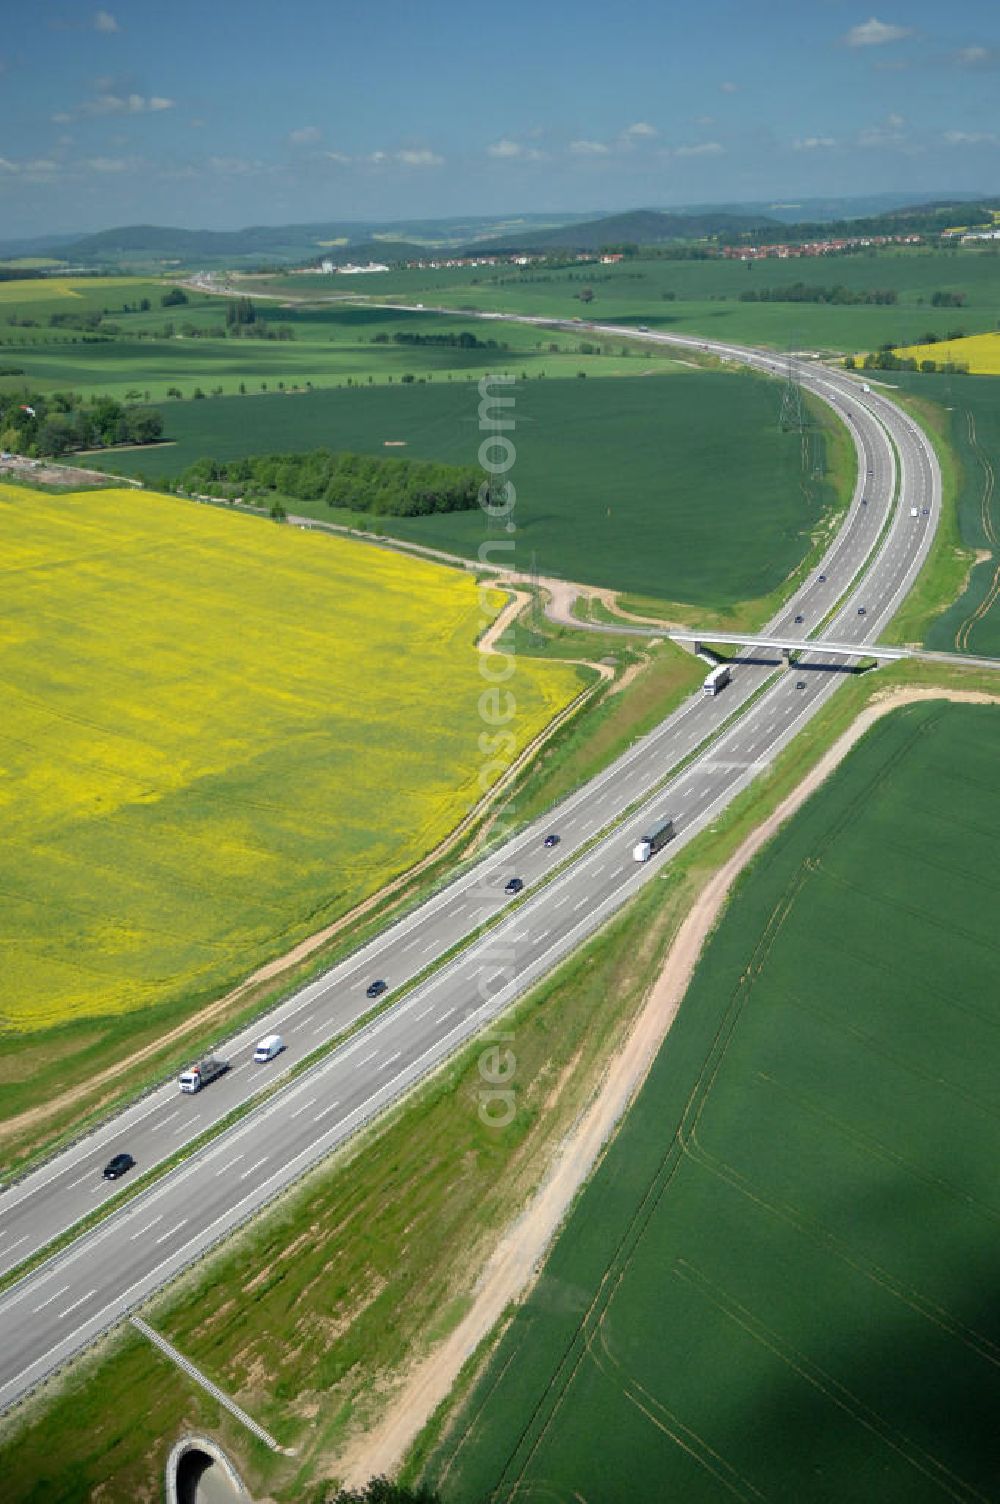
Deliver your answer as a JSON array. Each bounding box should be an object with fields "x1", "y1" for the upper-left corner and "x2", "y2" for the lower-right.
[{"x1": 253, "y1": 1034, "x2": 284, "y2": 1063}]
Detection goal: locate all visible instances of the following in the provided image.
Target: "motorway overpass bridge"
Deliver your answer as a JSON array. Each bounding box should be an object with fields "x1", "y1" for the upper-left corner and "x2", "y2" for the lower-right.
[
  {"x1": 668, "y1": 630, "x2": 908, "y2": 662},
  {"x1": 669, "y1": 631, "x2": 1000, "y2": 675}
]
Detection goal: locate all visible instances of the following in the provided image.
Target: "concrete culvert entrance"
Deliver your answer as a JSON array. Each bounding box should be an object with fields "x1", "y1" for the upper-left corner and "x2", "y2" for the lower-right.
[{"x1": 166, "y1": 1436, "x2": 250, "y2": 1504}]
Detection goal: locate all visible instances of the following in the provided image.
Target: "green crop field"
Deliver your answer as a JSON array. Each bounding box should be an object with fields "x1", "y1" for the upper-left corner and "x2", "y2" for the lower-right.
[
  {"x1": 102, "y1": 371, "x2": 847, "y2": 606},
  {"x1": 0, "y1": 282, "x2": 676, "y2": 403},
  {"x1": 424, "y1": 700, "x2": 1000, "y2": 1504},
  {"x1": 0, "y1": 482, "x2": 579, "y2": 1119},
  {"x1": 247, "y1": 245, "x2": 1000, "y2": 354},
  {"x1": 884, "y1": 370, "x2": 1000, "y2": 656}
]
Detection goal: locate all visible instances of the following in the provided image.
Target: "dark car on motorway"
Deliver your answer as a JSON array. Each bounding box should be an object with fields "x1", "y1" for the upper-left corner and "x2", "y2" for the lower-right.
[
  {"x1": 857, "y1": 606, "x2": 867, "y2": 616},
  {"x1": 505, "y1": 877, "x2": 524, "y2": 895},
  {"x1": 366, "y1": 979, "x2": 387, "y2": 999},
  {"x1": 818, "y1": 574, "x2": 827, "y2": 582},
  {"x1": 103, "y1": 1152, "x2": 135, "y2": 1181},
  {"x1": 794, "y1": 614, "x2": 804, "y2": 625},
  {"x1": 796, "y1": 680, "x2": 807, "y2": 690},
  {"x1": 543, "y1": 833, "x2": 560, "y2": 849}
]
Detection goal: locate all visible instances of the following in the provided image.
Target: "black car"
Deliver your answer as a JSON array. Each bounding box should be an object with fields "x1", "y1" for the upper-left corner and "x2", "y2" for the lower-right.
[
  {"x1": 366, "y1": 979, "x2": 387, "y2": 999},
  {"x1": 103, "y1": 1152, "x2": 135, "y2": 1181},
  {"x1": 818, "y1": 573, "x2": 827, "y2": 583},
  {"x1": 922, "y1": 507, "x2": 930, "y2": 516},
  {"x1": 504, "y1": 877, "x2": 525, "y2": 895},
  {"x1": 795, "y1": 680, "x2": 807, "y2": 690},
  {"x1": 794, "y1": 614, "x2": 804, "y2": 625},
  {"x1": 857, "y1": 606, "x2": 867, "y2": 616},
  {"x1": 543, "y1": 833, "x2": 560, "y2": 849}
]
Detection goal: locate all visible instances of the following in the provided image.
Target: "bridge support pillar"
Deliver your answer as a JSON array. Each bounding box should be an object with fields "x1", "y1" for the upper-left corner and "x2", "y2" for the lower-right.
[
  {"x1": 782, "y1": 647, "x2": 791, "y2": 662},
  {"x1": 692, "y1": 640, "x2": 701, "y2": 657}
]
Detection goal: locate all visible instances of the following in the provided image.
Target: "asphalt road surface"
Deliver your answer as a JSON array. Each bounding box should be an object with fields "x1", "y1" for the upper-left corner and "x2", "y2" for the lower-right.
[{"x1": 0, "y1": 337, "x2": 940, "y2": 1414}]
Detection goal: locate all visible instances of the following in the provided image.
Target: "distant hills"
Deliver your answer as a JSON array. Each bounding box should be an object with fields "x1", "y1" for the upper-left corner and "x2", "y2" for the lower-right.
[
  {"x1": 463, "y1": 207, "x2": 782, "y2": 253},
  {"x1": 0, "y1": 214, "x2": 597, "y2": 270},
  {"x1": 0, "y1": 193, "x2": 995, "y2": 273}
]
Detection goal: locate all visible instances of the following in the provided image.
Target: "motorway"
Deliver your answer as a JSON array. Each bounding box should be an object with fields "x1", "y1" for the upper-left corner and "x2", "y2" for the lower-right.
[{"x1": 0, "y1": 332, "x2": 940, "y2": 1413}]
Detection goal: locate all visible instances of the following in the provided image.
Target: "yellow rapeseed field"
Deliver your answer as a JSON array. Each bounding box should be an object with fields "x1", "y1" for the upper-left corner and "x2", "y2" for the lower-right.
[
  {"x1": 892, "y1": 331, "x2": 1000, "y2": 375},
  {"x1": 0, "y1": 276, "x2": 149, "y2": 305},
  {"x1": 0, "y1": 485, "x2": 580, "y2": 1032}
]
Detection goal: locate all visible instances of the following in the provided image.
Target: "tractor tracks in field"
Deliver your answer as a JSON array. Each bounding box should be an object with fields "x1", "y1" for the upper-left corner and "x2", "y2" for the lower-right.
[{"x1": 955, "y1": 411, "x2": 998, "y2": 654}]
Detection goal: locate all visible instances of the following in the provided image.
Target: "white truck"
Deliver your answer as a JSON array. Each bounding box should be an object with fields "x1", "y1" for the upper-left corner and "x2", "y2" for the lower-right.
[
  {"x1": 633, "y1": 816, "x2": 675, "y2": 863},
  {"x1": 178, "y1": 1056, "x2": 230, "y2": 1093},
  {"x1": 702, "y1": 662, "x2": 731, "y2": 697}
]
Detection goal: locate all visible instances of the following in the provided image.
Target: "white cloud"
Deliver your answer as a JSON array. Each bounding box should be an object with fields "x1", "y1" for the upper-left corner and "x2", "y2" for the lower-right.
[
  {"x1": 51, "y1": 112, "x2": 73, "y2": 125},
  {"x1": 857, "y1": 113, "x2": 908, "y2": 147},
  {"x1": 623, "y1": 121, "x2": 657, "y2": 138},
  {"x1": 324, "y1": 150, "x2": 351, "y2": 165},
  {"x1": 943, "y1": 129, "x2": 999, "y2": 146},
  {"x1": 793, "y1": 136, "x2": 837, "y2": 150},
  {"x1": 208, "y1": 156, "x2": 266, "y2": 175},
  {"x1": 720, "y1": 81, "x2": 738, "y2": 93},
  {"x1": 570, "y1": 139, "x2": 610, "y2": 155},
  {"x1": 94, "y1": 9, "x2": 119, "y2": 31},
  {"x1": 0, "y1": 157, "x2": 20, "y2": 172},
  {"x1": 85, "y1": 155, "x2": 130, "y2": 172},
  {"x1": 82, "y1": 91, "x2": 175, "y2": 115},
  {"x1": 673, "y1": 141, "x2": 724, "y2": 157},
  {"x1": 487, "y1": 137, "x2": 543, "y2": 160},
  {"x1": 368, "y1": 150, "x2": 388, "y2": 164},
  {"x1": 953, "y1": 44, "x2": 1000, "y2": 69},
  {"x1": 396, "y1": 148, "x2": 443, "y2": 167},
  {"x1": 844, "y1": 17, "x2": 913, "y2": 48},
  {"x1": 289, "y1": 125, "x2": 321, "y2": 145}
]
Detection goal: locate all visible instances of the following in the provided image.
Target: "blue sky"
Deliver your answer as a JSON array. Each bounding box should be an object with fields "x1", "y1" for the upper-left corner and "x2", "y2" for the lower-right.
[{"x1": 1, "y1": 0, "x2": 998, "y2": 235}]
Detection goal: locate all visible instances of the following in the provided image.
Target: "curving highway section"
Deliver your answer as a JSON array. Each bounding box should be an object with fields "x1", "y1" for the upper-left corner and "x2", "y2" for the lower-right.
[{"x1": 0, "y1": 332, "x2": 940, "y2": 1415}]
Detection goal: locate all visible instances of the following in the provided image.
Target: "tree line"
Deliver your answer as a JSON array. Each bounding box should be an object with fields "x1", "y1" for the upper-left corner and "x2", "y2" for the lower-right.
[
  {"x1": 175, "y1": 448, "x2": 482, "y2": 517},
  {"x1": 0, "y1": 389, "x2": 164, "y2": 457},
  {"x1": 371, "y1": 330, "x2": 504, "y2": 349},
  {"x1": 739, "y1": 283, "x2": 899, "y2": 305}
]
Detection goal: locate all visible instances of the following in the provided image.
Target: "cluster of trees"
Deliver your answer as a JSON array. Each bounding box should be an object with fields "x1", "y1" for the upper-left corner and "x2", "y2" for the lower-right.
[
  {"x1": 161, "y1": 287, "x2": 189, "y2": 307},
  {"x1": 930, "y1": 290, "x2": 966, "y2": 307},
  {"x1": 371, "y1": 330, "x2": 502, "y2": 349},
  {"x1": 0, "y1": 389, "x2": 164, "y2": 456},
  {"x1": 175, "y1": 448, "x2": 482, "y2": 517},
  {"x1": 225, "y1": 296, "x2": 257, "y2": 327},
  {"x1": 739, "y1": 283, "x2": 898, "y2": 305},
  {"x1": 846, "y1": 350, "x2": 970, "y2": 374},
  {"x1": 226, "y1": 320, "x2": 295, "y2": 340},
  {"x1": 0, "y1": 268, "x2": 47, "y2": 282}
]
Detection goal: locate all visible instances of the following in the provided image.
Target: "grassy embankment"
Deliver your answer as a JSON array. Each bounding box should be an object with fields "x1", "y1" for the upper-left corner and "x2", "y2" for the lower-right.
[
  {"x1": 875, "y1": 371, "x2": 1000, "y2": 655},
  {"x1": 421, "y1": 694, "x2": 1000, "y2": 1504},
  {"x1": 4, "y1": 655, "x2": 999, "y2": 1503}
]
